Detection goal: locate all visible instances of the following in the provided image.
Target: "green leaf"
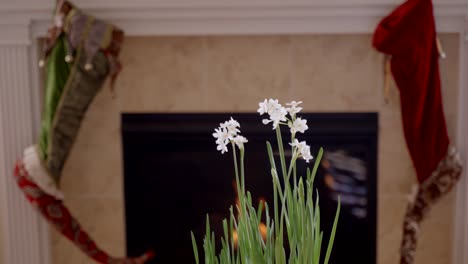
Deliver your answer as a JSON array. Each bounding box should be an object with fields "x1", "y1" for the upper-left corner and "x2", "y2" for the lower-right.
[
  {"x1": 266, "y1": 141, "x2": 277, "y2": 171},
  {"x1": 324, "y1": 197, "x2": 341, "y2": 264},
  {"x1": 311, "y1": 148, "x2": 324, "y2": 187},
  {"x1": 191, "y1": 231, "x2": 200, "y2": 264}
]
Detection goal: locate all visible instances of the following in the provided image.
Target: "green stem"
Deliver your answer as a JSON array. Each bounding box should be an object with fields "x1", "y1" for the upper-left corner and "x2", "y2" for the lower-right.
[
  {"x1": 232, "y1": 143, "x2": 239, "y2": 177},
  {"x1": 232, "y1": 143, "x2": 245, "y2": 217},
  {"x1": 273, "y1": 174, "x2": 279, "y2": 237},
  {"x1": 240, "y1": 147, "x2": 245, "y2": 195},
  {"x1": 291, "y1": 133, "x2": 297, "y2": 186},
  {"x1": 275, "y1": 127, "x2": 288, "y2": 180},
  {"x1": 286, "y1": 152, "x2": 298, "y2": 182}
]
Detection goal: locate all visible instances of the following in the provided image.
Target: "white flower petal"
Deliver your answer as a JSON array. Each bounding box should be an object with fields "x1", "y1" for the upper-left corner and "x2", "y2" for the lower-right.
[
  {"x1": 217, "y1": 143, "x2": 228, "y2": 154},
  {"x1": 233, "y1": 135, "x2": 248, "y2": 149},
  {"x1": 290, "y1": 139, "x2": 313, "y2": 162},
  {"x1": 289, "y1": 139, "x2": 300, "y2": 147},
  {"x1": 290, "y1": 117, "x2": 308, "y2": 134},
  {"x1": 213, "y1": 126, "x2": 231, "y2": 153},
  {"x1": 286, "y1": 101, "x2": 303, "y2": 117},
  {"x1": 286, "y1": 101, "x2": 303, "y2": 107},
  {"x1": 221, "y1": 117, "x2": 241, "y2": 138},
  {"x1": 257, "y1": 99, "x2": 269, "y2": 115},
  {"x1": 259, "y1": 99, "x2": 290, "y2": 129}
]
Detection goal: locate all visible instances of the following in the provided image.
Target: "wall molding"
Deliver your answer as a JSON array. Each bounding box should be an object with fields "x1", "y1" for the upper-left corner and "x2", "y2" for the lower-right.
[
  {"x1": 1, "y1": 0, "x2": 468, "y2": 43},
  {"x1": 453, "y1": 16, "x2": 468, "y2": 264},
  {"x1": 0, "y1": 46, "x2": 46, "y2": 264},
  {"x1": 0, "y1": 1, "x2": 467, "y2": 264}
]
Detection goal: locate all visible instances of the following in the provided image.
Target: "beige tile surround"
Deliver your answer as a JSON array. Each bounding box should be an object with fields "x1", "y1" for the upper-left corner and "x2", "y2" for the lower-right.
[{"x1": 51, "y1": 34, "x2": 459, "y2": 264}]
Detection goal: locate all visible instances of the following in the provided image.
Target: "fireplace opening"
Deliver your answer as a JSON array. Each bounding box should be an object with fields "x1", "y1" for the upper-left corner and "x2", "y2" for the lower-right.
[{"x1": 122, "y1": 113, "x2": 377, "y2": 264}]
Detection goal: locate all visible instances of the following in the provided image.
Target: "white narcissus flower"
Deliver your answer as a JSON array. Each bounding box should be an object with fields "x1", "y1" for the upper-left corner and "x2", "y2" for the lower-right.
[
  {"x1": 269, "y1": 107, "x2": 288, "y2": 129},
  {"x1": 301, "y1": 149, "x2": 313, "y2": 163},
  {"x1": 286, "y1": 101, "x2": 303, "y2": 117},
  {"x1": 290, "y1": 139, "x2": 313, "y2": 163},
  {"x1": 217, "y1": 142, "x2": 229, "y2": 154},
  {"x1": 213, "y1": 127, "x2": 230, "y2": 145},
  {"x1": 257, "y1": 99, "x2": 269, "y2": 115},
  {"x1": 289, "y1": 117, "x2": 308, "y2": 134},
  {"x1": 258, "y1": 98, "x2": 280, "y2": 115},
  {"x1": 214, "y1": 118, "x2": 247, "y2": 153},
  {"x1": 233, "y1": 136, "x2": 248, "y2": 149},
  {"x1": 259, "y1": 99, "x2": 288, "y2": 129},
  {"x1": 221, "y1": 117, "x2": 241, "y2": 139},
  {"x1": 213, "y1": 127, "x2": 230, "y2": 154}
]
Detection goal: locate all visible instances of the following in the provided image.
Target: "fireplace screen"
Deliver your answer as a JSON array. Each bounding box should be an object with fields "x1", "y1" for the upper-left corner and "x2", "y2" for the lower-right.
[{"x1": 122, "y1": 113, "x2": 377, "y2": 264}]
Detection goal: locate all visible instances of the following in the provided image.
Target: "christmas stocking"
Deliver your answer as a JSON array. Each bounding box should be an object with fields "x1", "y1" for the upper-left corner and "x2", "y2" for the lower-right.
[
  {"x1": 373, "y1": 0, "x2": 463, "y2": 263},
  {"x1": 13, "y1": 1, "x2": 154, "y2": 263}
]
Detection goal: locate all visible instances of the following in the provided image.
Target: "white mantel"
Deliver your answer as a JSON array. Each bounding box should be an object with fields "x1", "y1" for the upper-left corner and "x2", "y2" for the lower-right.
[
  {"x1": 1, "y1": 0, "x2": 468, "y2": 44},
  {"x1": 0, "y1": 1, "x2": 467, "y2": 264}
]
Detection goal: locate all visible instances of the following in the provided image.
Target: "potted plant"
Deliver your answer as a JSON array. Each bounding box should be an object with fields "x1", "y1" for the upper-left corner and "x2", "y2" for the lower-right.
[{"x1": 192, "y1": 99, "x2": 340, "y2": 264}]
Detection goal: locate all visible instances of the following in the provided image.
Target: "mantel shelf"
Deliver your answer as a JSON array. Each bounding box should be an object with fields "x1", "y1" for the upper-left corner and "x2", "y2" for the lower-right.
[{"x1": 1, "y1": 0, "x2": 468, "y2": 45}]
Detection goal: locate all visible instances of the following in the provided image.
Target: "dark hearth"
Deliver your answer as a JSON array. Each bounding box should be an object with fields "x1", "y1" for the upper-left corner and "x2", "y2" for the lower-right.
[{"x1": 122, "y1": 113, "x2": 378, "y2": 264}]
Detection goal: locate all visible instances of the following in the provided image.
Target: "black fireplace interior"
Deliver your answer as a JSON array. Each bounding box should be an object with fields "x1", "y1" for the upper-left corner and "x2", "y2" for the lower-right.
[{"x1": 122, "y1": 113, "x2": 378, "y2": 264}]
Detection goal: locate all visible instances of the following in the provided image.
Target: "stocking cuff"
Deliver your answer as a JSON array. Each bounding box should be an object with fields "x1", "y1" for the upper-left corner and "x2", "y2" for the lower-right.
[
  {"x1": 400, "y1": 146, "x2": 462, "y2": 264},
  {"x1": 22, "y1": 145, "x2": 64, "y2": 200}
]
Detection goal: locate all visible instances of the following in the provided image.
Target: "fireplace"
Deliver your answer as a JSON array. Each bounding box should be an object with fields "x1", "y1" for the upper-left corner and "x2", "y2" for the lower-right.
[{"x1": 122, "y1": 113, "x2": 377, "y2": 263}]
